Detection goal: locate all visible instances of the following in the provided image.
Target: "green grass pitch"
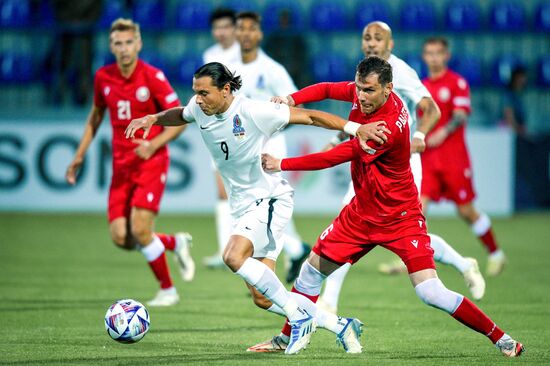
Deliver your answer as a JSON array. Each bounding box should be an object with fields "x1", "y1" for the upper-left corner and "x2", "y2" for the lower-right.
[{"x1": 1, "y1": 212, "x2": 549, "y2": 365}]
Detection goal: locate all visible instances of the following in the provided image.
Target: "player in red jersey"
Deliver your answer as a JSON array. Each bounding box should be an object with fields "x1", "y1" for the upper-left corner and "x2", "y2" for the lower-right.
[
  {"x1": 421, "y1": 37, "x2": 506, "y2": 276},
  {"x1": 65, "y1": 18, "x2": 195, "y2": 307},
  {"x1": 257, "y1": 57, "x2": 524, "y2": 357}
]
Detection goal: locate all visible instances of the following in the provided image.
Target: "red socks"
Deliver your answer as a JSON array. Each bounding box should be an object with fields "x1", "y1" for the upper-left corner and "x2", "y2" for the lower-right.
[
  {"x1": 156, "y1": 233, "x2": 176, "y2": 251},
  {"x1": 452, "y1": 297, "x2": 504, "y2": 343},
  {"x1": 147, "y1": 252, "x2": 173, "y2": 289},
  {"x1": 479, "y1": 229, "x2": 499, "y2": 254},
  {"x1": 281, "y1": 286, "x2": 319, "y2": 337}
]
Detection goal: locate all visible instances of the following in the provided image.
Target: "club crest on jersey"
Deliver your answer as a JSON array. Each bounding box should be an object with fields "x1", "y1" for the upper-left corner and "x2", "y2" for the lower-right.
[
  {"x1": 232, "y1": 114, "x2": 246, "y2": 139},
  {"x1": 136, "y1": 86, "x2": 150, "y2": 102},
  {"x1": 438, "y1": 87, "x2": 451, "y2": 102}
]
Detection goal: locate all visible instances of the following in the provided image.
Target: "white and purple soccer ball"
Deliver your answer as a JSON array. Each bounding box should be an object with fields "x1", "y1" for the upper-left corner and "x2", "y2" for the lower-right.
[{"x1": 104, "y1": 299, "x2": 150, "y2": 343}]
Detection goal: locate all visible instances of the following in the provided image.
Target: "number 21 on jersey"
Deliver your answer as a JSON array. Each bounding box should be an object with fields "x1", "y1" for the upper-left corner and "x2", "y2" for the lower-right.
[{"x1": 117, "y1": 100, "x2": 131, "y2": 120}]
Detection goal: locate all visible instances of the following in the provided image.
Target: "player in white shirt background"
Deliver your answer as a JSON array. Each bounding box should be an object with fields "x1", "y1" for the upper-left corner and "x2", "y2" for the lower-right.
[
  {"x1": 125, "y1": 62, "x2": 390, "y2": 354},
  {"x1": 202, "y1": 8, "x2": 241, "y2": 65},
  {"x1": 273, "y1": 21, "x2": 486, "y2": 319}
]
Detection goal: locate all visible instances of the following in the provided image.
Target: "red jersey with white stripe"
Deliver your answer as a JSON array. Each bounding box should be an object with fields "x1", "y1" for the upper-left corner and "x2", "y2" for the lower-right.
[
  {"x1": 422, "y1": 69, "x2": 471, "y2": 156},
  {"x1": 282, "y1": 92, "x2": 422, "y2": 227},
  {"x1": 94, "y1": 59, "x2": 180, "y2": 165}
]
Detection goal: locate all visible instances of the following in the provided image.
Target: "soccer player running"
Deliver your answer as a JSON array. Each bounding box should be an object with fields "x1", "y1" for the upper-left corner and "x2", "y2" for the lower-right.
[
  {"x1": 421, "y1": 37, "x2": 506, "y2": 276},
  {"x1": 125, "y1": 62, "x2": 389, "y2": 354},
  {"x1": 260, "y1": 21, "x2": 485, "y2": 322},
  {"x1": 65, "y1": 19, "x2": 195, "y2": 307},
  {"x1": 261, "y1": 56, "x2": 524, "y2": 357}
]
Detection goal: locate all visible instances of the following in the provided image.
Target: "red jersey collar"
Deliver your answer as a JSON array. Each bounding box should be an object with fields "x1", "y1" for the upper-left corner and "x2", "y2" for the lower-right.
[
  {"x1": 427, "y1": 68, "x2": 450, "y2": 82},
  {"x1": 115, "y1": 59, "x2": 144, "y2": 81}
]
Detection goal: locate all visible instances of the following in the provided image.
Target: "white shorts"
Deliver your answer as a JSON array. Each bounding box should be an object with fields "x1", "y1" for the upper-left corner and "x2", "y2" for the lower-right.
[
  {"x1": 341, "y1": 152, "x2": 423, "y2": 206},
  {"x1": 232, "y1": 191, "x2": 294, "y2": 261}
]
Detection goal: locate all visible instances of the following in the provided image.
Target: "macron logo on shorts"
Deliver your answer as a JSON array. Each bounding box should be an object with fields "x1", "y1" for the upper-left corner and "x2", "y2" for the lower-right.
[{"x1": 411, "y1": 240, "x2": 419, "y2": 248}]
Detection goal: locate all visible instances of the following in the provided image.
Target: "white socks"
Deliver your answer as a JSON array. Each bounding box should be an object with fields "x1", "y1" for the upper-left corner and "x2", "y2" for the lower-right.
[
  {"x1": 141, "y1": 236, "x2": 164, "y2": 261},
  {"x1": 414, "y1": 278, "x2": 464, "y2": 314},
  {"x1": 215, "y1": 200, "x2": 231, "y2": 254},
  {"x1": 471, "y1": 212, "x2": 491, "y2": 236},
  {"x1": 321, "y1": 263, "x2": 351, "y2": 309},
  {"x1": 429, "y1": 233, "x2": 472, "y2": 274},
  {"x1": 235, "y1": 258, "x2": 302, "y2": 320}
]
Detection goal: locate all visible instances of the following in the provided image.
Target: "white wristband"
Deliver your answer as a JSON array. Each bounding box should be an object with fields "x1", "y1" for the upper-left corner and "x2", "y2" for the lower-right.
[
  {"x1": 343, "y1": 121, "x2": 361, "y2": 136},
  {"x1": 413, "y1": 131, "x2": 426, "y2": 141}
]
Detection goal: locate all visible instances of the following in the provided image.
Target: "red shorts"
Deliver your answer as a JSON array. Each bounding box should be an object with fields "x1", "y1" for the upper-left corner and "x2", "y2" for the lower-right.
[
  {"x1": 313, "y1": 204, "x2": 435, "y2": 273},
  {"x1": 421, "y1": 155, "x2": 476, "y2": 205},
  {"x1": 108, "y1": 155, "x2": 169, "y2": 222}
]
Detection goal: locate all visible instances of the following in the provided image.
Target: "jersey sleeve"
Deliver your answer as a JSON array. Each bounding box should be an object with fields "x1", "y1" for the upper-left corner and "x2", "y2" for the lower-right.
[
  {"x1": 148, "y1": 68, "x2": 180, "y2": 110},
  {"x1": 291, "y1": 82, "x2": 355, "y2": 105},
  {"x1": 393, "y1": 64, "x2": 431, "y2": 108},
  {"x1": 281, "y1": 139, "x2": 356, "y2": 171},
  {"x1": 182, "y1": 96, "x2": 197, "y2": 123},
  {"x1": 248, "y1": 100, "x2": 290, "y2": 136},
  {"x1": 93, "y1": 72, "x2": 106, "y2": 109},
  {"x1": 451, "y1": 76, "x2": 471, "y2": 115}
]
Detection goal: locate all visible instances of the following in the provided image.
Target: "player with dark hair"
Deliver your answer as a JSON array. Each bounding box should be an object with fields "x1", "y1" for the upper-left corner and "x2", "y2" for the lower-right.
[
  {"x1": 260, "y1": 56, "x2": 524, "y2": 357},
  {"x1": 66, "y1": 18, "x2": 195, "y2": 307},
  {"x1": 125, "y1": 61, "x2": 390, "y2": 355},
  {"x1": 421, "y1": 37, "x2": 506, "y2": 276},
  {"x1": 203, "y1": 8, "x2": 240, "y2": 65}
]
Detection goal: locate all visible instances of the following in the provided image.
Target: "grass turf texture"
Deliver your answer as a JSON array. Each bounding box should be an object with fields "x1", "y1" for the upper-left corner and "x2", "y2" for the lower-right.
[{"x1": 1, "y1": 212, "x2": 549, "y2": 365}]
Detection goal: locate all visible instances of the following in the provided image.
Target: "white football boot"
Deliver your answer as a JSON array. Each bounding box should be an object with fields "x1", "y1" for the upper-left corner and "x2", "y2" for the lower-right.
[
  {"x1": 175, "y1": 232, "x2": 195, "y2": 282},
  {"x1": 462, "y1": 258, "x2": 486, "y2": 300},
  {"x1": 285, "y1": 310, "x2": 316, "y2": 355},
  {"x1": 495, "y1": 334, "x2": 525, "y2": 357},
  {"x1": 336, "y1": 318, "x2": 364, "y2": 353},
  {"x1": 246, "y1": 335, "x2": 288, "y2": 353},
  {"x1": 147, "y1": 288, "x2": 180, "y2": 307},
  {"x1": 487, "y1": 251, "x2": 506, "y2": 277}
]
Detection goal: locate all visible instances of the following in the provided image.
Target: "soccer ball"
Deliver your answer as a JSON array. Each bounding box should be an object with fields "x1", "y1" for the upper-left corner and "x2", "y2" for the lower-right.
[{"x1": 104, "y1": 299, "x2": 150, "y2": 343}]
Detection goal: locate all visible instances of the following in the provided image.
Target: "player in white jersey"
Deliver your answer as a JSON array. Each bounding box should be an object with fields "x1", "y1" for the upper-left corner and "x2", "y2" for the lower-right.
[
  {"x1": 125, "y1": 62, "x2": 390, "y2": 354},
  {"x1": 230, "y1": 11, "x2": 310, "y2": 283},
  {"x1": 202, "y1": 8, "x2": 240, "y2": 65},
  {"x1": 314, "y1": 21, "x2": 486, "y2": 315}
]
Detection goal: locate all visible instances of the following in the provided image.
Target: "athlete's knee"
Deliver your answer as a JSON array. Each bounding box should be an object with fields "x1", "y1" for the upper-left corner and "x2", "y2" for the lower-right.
[
  {"x1": 294, "y1": 261, "x2": 326, "y2": 297},
  {"x1": 457, "y1": 203, "x2": 478, "y2": 223},
  {"x1": 130, "y1": 221, "x2": 153, "y2": 245},
  {"x1": 222, "y1": 245, "x2": 246, "y2": 272},
  {"x1": 414, "y1": 278, "x2": 463, "y2": 314}
]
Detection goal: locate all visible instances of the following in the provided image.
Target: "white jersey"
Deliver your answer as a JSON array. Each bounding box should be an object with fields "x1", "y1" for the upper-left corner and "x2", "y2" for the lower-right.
[
  {"x1": 202, "y1": 42, "x2": 241, "y2": 66},
  {"x1": 230, "y1": 49, "x2": 298, "y2": 101},
  {"x1": 183, "y1": 95, "x2": 293, "y2": 216},
  {"x1": 388, "y1": 54, "x2": 432, "y2": 133}
]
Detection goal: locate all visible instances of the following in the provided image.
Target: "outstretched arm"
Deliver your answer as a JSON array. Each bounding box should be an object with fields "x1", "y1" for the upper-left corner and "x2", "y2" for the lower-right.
[
  {"x1": 125, "y1": 107, "x2": 188, "y2": 139},
  {"x1": 262, "y1": 140, "x2": 356, "y2": 173},
  {"x1": 287, "y1": 107, "x2": 390, "y2": 146}
]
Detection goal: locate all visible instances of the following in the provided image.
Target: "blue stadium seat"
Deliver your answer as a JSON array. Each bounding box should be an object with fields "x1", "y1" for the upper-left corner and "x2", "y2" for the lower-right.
[
  {"x1": 354, "y1": 2, "x2": 391, "y2": 29},
  {"x1": 403, "y1": 54, "x2": 428, "y2": 80},
  {"x1": 311, "y1": 54, "x2": 349, "y2": 82},
  {"x1": 535, "y1": 1, "x2": 550, "y2": 32},
  {"x1": 0, "y1": 52, "x2": 34, "y2": 83},
  {"x1": 450, "y1": 54, "x2": 483, "y2": 86},
  {"x1": 492, "y1": 54, "x2": 525, "y2": 86},
  {"x1": 132, "y1": 0, "x2": 165, "y2": 30},
  {"x1": 174, "y1": 1, "x2": 212, "y2": 31},
  {"x1": 400, "y1": 1, "x2": 436, "y2": 31},
  {"x1": 0, "y1": 0, "x2": 30, "y2": 28},
  {"x1": 139, "y1": 51, "x2": 167, "y2": 71},
  {"x1": 490, "y1": 1, "x2": 526, "y2": 31},
  {"x1": 226, "y1": 0, "x2": 260, "y2": 13},
  {"x1": 310, "y1": 0, "x2": 348, "y2": 31},
  {"x1": 174, "y1": 54, "x2": 204, "y2": 85},
  {"x1": 537, "y1": 55, "x2": 550, "y2": 87},
  {"x1": 262, "y1": 1, "x2": 304, "y2": 32},
  {"x1": 98, "y1": 0, "x2": 125, "y2": 29},
  {"x1": 445, "y1": 0, "x2": 482, "y2": 31}
]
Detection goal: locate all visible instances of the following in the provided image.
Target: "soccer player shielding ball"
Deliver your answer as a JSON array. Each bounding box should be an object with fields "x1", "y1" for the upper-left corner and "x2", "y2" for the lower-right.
[
  {"x1": 261, "y1": 56, "x2": 524, "y2": 357},
  {"x1": 66, "y1": 19, "x2": 195, "y2": 307}
]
